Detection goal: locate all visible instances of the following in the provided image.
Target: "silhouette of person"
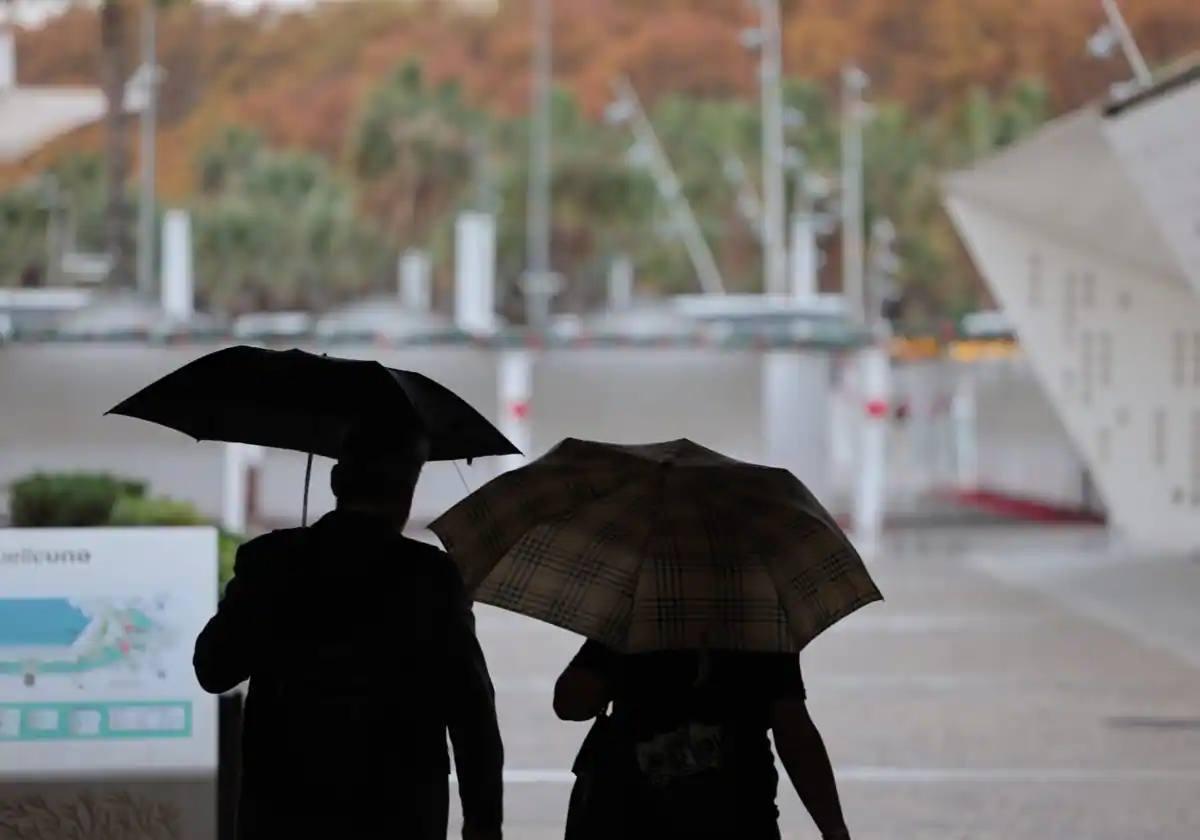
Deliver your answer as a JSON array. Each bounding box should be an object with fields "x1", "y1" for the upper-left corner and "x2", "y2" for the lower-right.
[
  {"x1": 194, "y1": 420, "x2": 504, "y2": 840},
  {"x1": 556, "y1": 640, "x2": 849, "y2": 840}
]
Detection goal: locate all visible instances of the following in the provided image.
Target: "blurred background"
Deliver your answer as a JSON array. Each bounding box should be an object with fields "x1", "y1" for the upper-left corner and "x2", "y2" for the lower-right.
[{"x1": 1, "y1": 0, "x2": 1199, "y2": 838}]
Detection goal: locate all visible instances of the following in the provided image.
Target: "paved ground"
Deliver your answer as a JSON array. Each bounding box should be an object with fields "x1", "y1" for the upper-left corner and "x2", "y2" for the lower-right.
[{"x1": 447, "y1": 525, "x2": 1200, "y2": 839}]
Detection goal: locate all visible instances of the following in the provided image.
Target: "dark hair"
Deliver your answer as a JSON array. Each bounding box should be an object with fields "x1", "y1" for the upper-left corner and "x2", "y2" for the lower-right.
[
  {"x1": 330, "y1": 458, "x2": 423, "y2": 504},
  {"x1": 331, "y1": 419, "x2": 430, "y2": 504}
]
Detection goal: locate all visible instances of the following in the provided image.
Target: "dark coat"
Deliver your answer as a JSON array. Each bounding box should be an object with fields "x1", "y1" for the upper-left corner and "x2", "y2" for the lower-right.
[{"x1": 194, "y1": 510, "x2": 503, "y2": 839}]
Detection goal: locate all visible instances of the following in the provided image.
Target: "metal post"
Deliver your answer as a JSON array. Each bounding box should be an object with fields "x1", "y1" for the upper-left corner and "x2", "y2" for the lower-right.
[
  {"x1": 136, "y1": 0, "x2": 157, "y2": 299},
  {"x1": 841, "y1": 65, "x2": 867, "y2": 325},
  {"x1": 614, "y1": 77, "x2": 726, "y2": 296},
  {"x1": 523, "y1": 0, "x2": 555, "y2": 327},
  {"x1": 1100, "y1": 0, "x2": 1152, "y2": 87},
  {"x1": 758, "y1": 0, "x2": 787, "y2": 296}
]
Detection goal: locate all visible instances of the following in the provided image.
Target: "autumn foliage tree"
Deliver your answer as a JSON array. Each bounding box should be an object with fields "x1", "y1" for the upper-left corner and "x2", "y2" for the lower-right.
[{"x1": 2, "y1": 0, "x2": 1199, "y2": 321}]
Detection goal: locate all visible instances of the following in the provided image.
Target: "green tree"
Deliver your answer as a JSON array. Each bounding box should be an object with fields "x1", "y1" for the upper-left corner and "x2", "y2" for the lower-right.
[
  {"x1": 351, "y1": 61, "x2": 486, "y2": 248},
  {"x1": 192, "y1": 127, "x2": 388, "y2": 313}
]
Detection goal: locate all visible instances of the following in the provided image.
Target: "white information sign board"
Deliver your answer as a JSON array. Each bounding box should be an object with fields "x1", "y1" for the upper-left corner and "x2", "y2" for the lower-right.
[{"x1": 0, "y1": 527, "x2": 218, "y2": 778}]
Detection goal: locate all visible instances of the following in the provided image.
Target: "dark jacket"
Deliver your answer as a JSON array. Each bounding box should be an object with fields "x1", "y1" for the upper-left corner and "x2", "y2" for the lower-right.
[{"x1": 194, "y1": 510, "x2": 504, "y2": 839}]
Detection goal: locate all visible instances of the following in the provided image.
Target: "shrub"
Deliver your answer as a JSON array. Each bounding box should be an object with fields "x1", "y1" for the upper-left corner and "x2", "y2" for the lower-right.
[
  {"x1": 218, "y1": 531, "x2": 242, "y2": 591},
  {"x1": 9, "y1": 471, "x2": 243, "y2": 590},
  {"x1": 108, "y1": 495, "x2": 243, "y2": 590},
  {"x1": 9, "y1": 472, "x2": 146, "y2": 527},
  {"x1": 108, "y1": 495, "x2": 208, "y2": 526}
]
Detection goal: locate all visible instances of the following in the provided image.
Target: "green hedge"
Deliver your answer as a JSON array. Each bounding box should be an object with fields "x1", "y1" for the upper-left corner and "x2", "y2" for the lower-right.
[
  {"x1": 9, "y1": 472, "x2": 147, "y2": 527},
  {"x1": 8, "y1": 471, "x2": 242, "y2": 589},
  {"x1": 109, "y1": 495, "x2": 209, "y2": 526}
]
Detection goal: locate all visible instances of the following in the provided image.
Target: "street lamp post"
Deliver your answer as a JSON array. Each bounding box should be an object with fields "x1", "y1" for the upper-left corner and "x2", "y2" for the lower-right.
[
  {"x1": 840, "y1": 64, "x2": 868, "y2": 325},
  {"x1": 757, "y1": 0, "x2": 787, "y2": 297},
  {"x1": 135, "y1": 0, "x2": 158, "y2": 300},
  {"x1": 522, "y1": 0, "x2": 557, "y2": 328}
]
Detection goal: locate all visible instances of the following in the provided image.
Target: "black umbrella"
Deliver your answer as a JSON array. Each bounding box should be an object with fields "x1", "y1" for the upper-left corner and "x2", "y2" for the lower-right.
[{"x1": 108, "y1": 346, "x2": 519, "y2": 520}]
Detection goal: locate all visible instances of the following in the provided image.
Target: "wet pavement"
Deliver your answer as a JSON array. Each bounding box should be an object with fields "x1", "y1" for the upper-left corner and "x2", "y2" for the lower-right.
[{"x1": 451, "y1": 525, "x2": 1200, "y2": 839}]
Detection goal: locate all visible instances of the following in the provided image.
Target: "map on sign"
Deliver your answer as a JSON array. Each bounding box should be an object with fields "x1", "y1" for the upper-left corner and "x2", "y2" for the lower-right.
[
  {"x1": 0, "y1": 527, "x2": 217, "y2": 775},
  {"x1": 0, "y1": 596, "x2": 175, "y2": 684}
]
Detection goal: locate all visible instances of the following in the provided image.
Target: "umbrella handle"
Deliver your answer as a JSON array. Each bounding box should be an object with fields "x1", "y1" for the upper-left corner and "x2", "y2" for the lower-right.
[{"x1": 302, "y1": 451, "x2": 313, "y2": 526}]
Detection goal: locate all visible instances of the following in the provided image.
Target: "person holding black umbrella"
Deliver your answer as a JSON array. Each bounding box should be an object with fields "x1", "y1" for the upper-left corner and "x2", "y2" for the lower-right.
[{"x1": 193, "y1": 418, "x2": 504, "y2": 840}]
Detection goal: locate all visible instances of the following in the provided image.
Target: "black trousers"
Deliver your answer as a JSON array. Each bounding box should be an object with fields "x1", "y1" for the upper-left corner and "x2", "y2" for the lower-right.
[
  {"x1": 237, "y1": 776, "x2": 450, "y2": 839},
  {"x1": 566, "y1": 772, "x2": 781, "y2": 840}
]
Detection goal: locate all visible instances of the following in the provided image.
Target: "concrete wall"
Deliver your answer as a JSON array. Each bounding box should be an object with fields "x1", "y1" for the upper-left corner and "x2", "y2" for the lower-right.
[
  {"x1": 948, "y1": 193, "x2": 1200, "y2": 550},
  {"x1": 0, "y1": 343, "x2": 836, "y2": 529},
  {"x1": 968, "y1": 357, "x2": 1094, "y2": 509}
]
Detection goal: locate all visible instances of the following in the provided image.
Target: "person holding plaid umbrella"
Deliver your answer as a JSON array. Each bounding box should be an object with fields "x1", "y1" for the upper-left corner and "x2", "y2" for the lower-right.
[{"x1": 430, "y1": 437, "x2": 880, "y2": 840}]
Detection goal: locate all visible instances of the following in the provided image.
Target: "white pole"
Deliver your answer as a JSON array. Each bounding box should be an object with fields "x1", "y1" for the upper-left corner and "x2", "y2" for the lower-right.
[
  {"x1": 789, "y1": 210, "x2": 817, "y2": 298},
  {"x1": 952, "y1": 373, "x2": 978, "y2": 490},
  {"x1": 221, "y1": 443, "x2": 248, "y2": 534},
  {"x1": 399, "y1": 249, "x2": 432, "y2": 311},
  {"x1": 852, "y1": 341, "x2": 890, "y2": 554},
  {"x1": 497, "y1": 350, "x2": 532, "y2": 474},
  {"x1": 160, "y1": 208, "x2": 193, "y2": 321},
  {"x1": 136, "y1": 0, "x2": 157, "y2": 299},
  {"x1": 758, "y1": 0, "x2": 787, "y2": 296},
  {"x1": 0, "y1": 22, "x2": 15, "y2": 91},
  {"x1": 608, "y1": 254, "x2": 634, "y2": 311},
  {"x1": 1100, "y1": 0, "x2": 1152, "y2": 87},
  {"x1": 841, "y1": 65, "x2": 867, "y2": 325},
  {"x1": 455, "y1": 212, "x2": 496, "y2": 334}
]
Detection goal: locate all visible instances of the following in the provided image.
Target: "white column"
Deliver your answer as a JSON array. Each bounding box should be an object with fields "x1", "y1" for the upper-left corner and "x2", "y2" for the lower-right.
[
  {"x1": 829, "y1": 356, "x2": 857, "y2": 499},
  {"x1": 221, "y1": 443, "x2": 248, "y2": 534},
  {"x1": 608, "y1": 254, "x2": 634, "y2": 311},
  {"x1": 455, "y1": 212, "x2": 497, "y2": 334},
  {"x1": 952, "y1": 372, "x2": 978, "y2": 490},
  {"x1": 497, "y1": 349, "x2": 533, "y2": 473},
  {"x1": 221, "y1": 444, "x2": 265, "y2": 534},
  {"x1": 852, "y1": 343, "x2": 890, "y2": 554},
  {"x1": 0, "y1": 24, "x2": 16, "y2": 91},
  {"x1": 160, "y1": 209, "x2": 193, "y2": 322},
  {"x1": 761, "y1": 350, "x2": 832, "y2": 501},
  {"x1": 789, "y1": 211, "x2": 817, "y2": 299},
  {"x1": 399, "y1": 249, "x2": 431, "y2": 311}
]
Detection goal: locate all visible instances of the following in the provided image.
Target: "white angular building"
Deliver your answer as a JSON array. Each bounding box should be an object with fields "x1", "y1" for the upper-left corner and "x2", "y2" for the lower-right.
[{"x1": 944, "y1": 65, "x2": 1200, "y2": 551}]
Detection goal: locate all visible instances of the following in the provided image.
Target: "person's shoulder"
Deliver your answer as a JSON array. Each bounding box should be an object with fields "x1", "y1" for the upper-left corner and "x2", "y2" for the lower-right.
[
  {"x1": 397, "y1": 537, "x2": 468, "y2": 591},
  {"x1": 397, "y1": 536, "x2": 453, "y2": 569},
  {"x1": 396, "y1": 535, "x2": 450, "y2": 561},
  {"x1": 233, "y1": 528, "x2": 308, "y2": 576}
]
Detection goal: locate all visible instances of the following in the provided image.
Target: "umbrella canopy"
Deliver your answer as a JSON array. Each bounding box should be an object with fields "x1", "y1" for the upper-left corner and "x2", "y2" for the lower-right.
[
  {"x1": 107, "y1": 346, "x2": 519, "y2": 462},
  {"x1": 430, "y1": 438, "x2": 881, "y2": 653}
]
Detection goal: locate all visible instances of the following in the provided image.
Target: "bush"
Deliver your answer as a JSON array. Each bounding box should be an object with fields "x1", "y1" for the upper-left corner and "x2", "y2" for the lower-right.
[
  {"x1": 9, "y1": 471, "x2": 243, "y2": 591},
  {"x1": 218, "y1": 531, "x2": 242, "y2": 591},
  {"x1": 9, "y1": 472, "x2": 146, "y2": 527},
  {"x1": 110, "y1": 495, "x2": 243, "y2": 591},
  {"x1": 108, "y1": 495, "x2": 208, "y2": 526}
]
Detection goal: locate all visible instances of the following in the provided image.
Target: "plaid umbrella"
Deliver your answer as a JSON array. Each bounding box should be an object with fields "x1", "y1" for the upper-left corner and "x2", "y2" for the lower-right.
[{"x1": 430, "y1": 438, "x2": 882, "y2": 653}]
